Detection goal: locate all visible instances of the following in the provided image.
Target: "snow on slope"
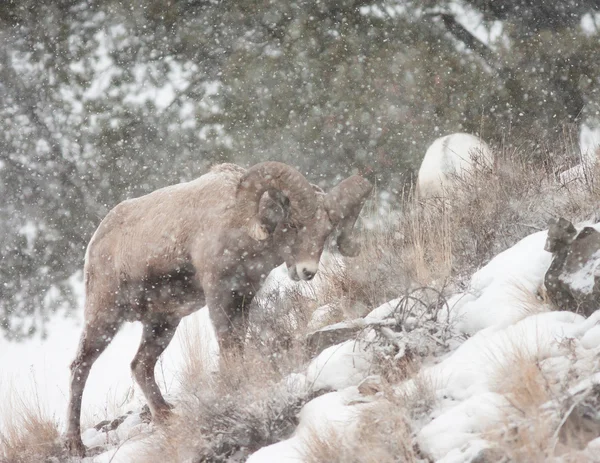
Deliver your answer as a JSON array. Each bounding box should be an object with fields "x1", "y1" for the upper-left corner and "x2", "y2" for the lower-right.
[
  {"x1": 83, "y1": 224, "x2": 600, "y2": 462},
  {"x1": 4, "y1": 224, "x2": 600, "y2": 462},
  {"x1": 247, "y1": 226, "x2": 600, "y2": 462}
]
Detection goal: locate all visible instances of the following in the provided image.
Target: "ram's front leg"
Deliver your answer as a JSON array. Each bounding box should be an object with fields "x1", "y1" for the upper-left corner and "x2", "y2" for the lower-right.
[{"x1": 206, "y1": 288, "x2": 253, "y2": 358}]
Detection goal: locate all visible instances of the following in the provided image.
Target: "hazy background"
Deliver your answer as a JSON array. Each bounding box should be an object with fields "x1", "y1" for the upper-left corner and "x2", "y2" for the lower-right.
[{"x1": 1, "y1": 0, "x2": 600, "y2": 339}]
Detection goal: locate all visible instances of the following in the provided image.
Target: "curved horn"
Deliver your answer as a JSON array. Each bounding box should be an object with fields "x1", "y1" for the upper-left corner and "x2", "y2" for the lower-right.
[
  {"x1": 324, "y1": 175, "x2": 372, "y2": 257},
  {"x1": 237, "y1": 162, "x2": 317, "y2": 240}
]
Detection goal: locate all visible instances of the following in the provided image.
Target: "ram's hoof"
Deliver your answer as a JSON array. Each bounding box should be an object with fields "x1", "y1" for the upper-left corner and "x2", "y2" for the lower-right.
[{"x1": 64, "y1": 434, "x2": 86, "y2": 458}]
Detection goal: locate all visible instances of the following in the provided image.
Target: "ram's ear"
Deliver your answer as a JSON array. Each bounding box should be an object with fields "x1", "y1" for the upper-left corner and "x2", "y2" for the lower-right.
[{"x1": 258, "y1": 190, "x2": 290, "y2": 235}]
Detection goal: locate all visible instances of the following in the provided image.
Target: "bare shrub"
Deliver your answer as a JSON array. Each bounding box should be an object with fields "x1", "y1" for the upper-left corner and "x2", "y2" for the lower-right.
[
  {"x1": 361, "y1": 285, "x2": 455, "y2": 389},
  {"x1": 140, "y1": 331, "x2": 316, "y2": 463}
]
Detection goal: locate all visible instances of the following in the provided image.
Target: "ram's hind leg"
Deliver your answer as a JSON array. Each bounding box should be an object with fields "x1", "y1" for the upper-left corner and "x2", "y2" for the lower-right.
[
  {"x1": 65, "y1": 316, "x2": 122, "y2": 457},
  {"x1": 131, "y1": 316, "x2": 181, "y2": 421}
]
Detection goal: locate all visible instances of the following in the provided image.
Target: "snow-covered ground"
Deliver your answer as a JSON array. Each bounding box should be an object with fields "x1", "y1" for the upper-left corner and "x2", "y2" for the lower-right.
[
  {"x1": 3, "y1": 225, "x2": 600, "y2": 462},
  {"x1": 247, "y1": 225, "x2": 600, "y2": 462}
]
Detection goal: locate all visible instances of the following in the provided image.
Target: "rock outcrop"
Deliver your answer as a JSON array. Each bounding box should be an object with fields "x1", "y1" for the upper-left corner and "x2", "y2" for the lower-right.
[{"x1": 544, "y1": 218, "x2": 600, "y2": 317}]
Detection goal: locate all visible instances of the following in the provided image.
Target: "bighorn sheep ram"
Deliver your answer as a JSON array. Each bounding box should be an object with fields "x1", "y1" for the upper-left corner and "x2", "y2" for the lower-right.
[
  {"x1": 416, "y1": 133, "x2": 493, "y2": 199},
  {"x1": 64, "y1": 162, "x2": 372, "y2": 456}
]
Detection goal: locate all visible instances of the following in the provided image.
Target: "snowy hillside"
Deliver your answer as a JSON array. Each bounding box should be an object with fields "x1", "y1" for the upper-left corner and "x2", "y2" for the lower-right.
[
  {"x1": 4, "y1": 147, "x2": 600, "y2": 462},
  {"x1": 62, "y1": 223, "x2": 599, "y2": 463}
]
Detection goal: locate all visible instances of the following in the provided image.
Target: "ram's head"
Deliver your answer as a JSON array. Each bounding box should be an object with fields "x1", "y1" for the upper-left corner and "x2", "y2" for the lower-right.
[{"x1": 237, "y1": 162, "x2": 373, "y2": 281}]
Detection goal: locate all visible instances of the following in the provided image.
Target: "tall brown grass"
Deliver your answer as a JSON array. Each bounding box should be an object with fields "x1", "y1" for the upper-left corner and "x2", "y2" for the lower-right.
[
  {"x1": 0, "y1": 384, "x2": 63, "y2": 463},
  {"x1": 302, "y1": 399, "x2": 418, "y2": 463},
  {"x1": 484, "y1": 338, "x2": 600, "y2": 461},
  {"x1": 339, "y1": 140, "x2": 600, "y2": 316}
]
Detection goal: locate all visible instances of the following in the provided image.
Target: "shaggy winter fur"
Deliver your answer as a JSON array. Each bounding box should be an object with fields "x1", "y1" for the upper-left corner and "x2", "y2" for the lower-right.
[{"x1": 64, "y1": 162, "x2": 372, "y2": 456}]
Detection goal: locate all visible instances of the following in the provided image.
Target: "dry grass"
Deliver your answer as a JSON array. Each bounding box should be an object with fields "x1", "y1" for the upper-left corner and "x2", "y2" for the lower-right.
[
  {"x1": 410, "y1": 141, "x2": 600, "y2": 282},
  {"x1": 302, "y1": 398, "x2": 418, "y2": 463},
  {"x1": 315, "y1": 139, "x2": 600, "y2": 325},
  {"x1": 482, "y1": 390, "x2": 600, "y2": 463},
  {"x1": 510, "y1": 281, "x2": 551, "y2": 318},
  {"x1": 247, "y1": 284, "x2": 317, "y2": 372},
  {"x1": 390, "y1": 363, "x2": 440, "y2": 424},
  {"x1": 177, "y1": 311, "x2": 219, "y2": 395},
  {"x1": 0, "y1": 385, "x2": 63, "y2": 463},
  {"x1": 139, "y1": 355, "x2": 313, "y2": 462},
  {"x1": 490, "y1": 342, "x2": 553, "y2": 416},
  {"x1": 301, "y1": 362, "x2": 436, "y2": 463},
  {"x1": 316, "y1": 203, "x2": 453, "y2": 322},
  {"x1": 484, "y1": 338, "x2": 600, "y2": 461}
]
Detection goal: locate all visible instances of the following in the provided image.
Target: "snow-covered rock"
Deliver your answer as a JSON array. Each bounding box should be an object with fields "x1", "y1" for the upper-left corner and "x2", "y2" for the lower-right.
[{"x1": 417, "y1": 133, "x2": 494, "y2": 199}]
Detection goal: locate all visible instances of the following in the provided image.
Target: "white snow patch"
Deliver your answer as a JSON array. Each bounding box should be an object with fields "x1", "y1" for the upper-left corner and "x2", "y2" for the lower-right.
[
  {"x1": 306, "y1": 340, "x2": 373, "y2": 391},
  {"x1": 449, "y1": 230, "x2": 552, "y2": 334},
  {"x1": 248, "y1": 387, "x2": 369, "y2": 463},
  {"x1": 558, "y1": 249, "x2": 600, "y2": 295},
  {"x1": 580, "y1": 123, "x2": 600, "y2": 160},
  {"x1": 411, "y1": 307, "x2": 598, "y2": 460},
  {"x1": 418, "y1": 392, "x2": 508, "y2": 461},
  {"x1": 581, "y1": 13, "x2": 600, "y2": 36},
  {"x1": 364, "y1": 297, "x2": 402, "y2": 322}
]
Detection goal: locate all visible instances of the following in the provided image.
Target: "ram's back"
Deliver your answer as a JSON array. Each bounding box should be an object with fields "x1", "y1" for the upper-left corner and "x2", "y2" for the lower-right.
[{"x1": 84, "y1": 164, "x2": 245, "y2": 285}]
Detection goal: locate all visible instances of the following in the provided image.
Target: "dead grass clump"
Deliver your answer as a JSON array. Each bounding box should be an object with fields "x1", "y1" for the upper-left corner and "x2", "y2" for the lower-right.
[
  {"x1": 0, "y1": 388, "x2": 63, "y2": 463},
  {"x1": 302, "y1": 399, "x2": 418, "y2": 463},
  {"x1": 177, "y1": 312, "x2": 218, "y2": 397},
  {"x1": 317, "y1": 206, "x2": 453, "y2": 325},
  {"x1": 410, "y1": 139, "x2": 600, "y2": 283},
  {"x1": 512, "y1": 281, "x2": 551, "y2": 318},
  {"x1": 315, "y1": 260, "x2": 373, "y2": 322},
  {"x1": 484, "y1": 388, "x2": 600, "y2": 463},
  {"x1": 490, "y1": 343, "x2": 552, "y2": 416},
  {"x1": 315, "y1": 140, "x2": 587, "y2": 321},
  {"x1": 485, "y1": 338, "x2": 600, "y2": 461},
  {"x1": 143, "y1": 373, "x2": 315, "y2": 462},
  {"x1": 402, "y1": 200, "x2": 453, "y2": 286},
  {"x1": 394, "y1": 370, "x2": 439, "y2": 422},
  {"x1": 445, "y1": 145, "x2": 552, "y2": 273}
]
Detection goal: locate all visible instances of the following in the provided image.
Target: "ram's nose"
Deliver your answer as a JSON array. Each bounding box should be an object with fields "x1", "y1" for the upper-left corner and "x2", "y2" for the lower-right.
[
  {"x1": 297, "y1": 262, "x2": 318, "y2": 281},
  {"x1": 302, "y1": 269, "x2": 316, "y2": 280}
]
